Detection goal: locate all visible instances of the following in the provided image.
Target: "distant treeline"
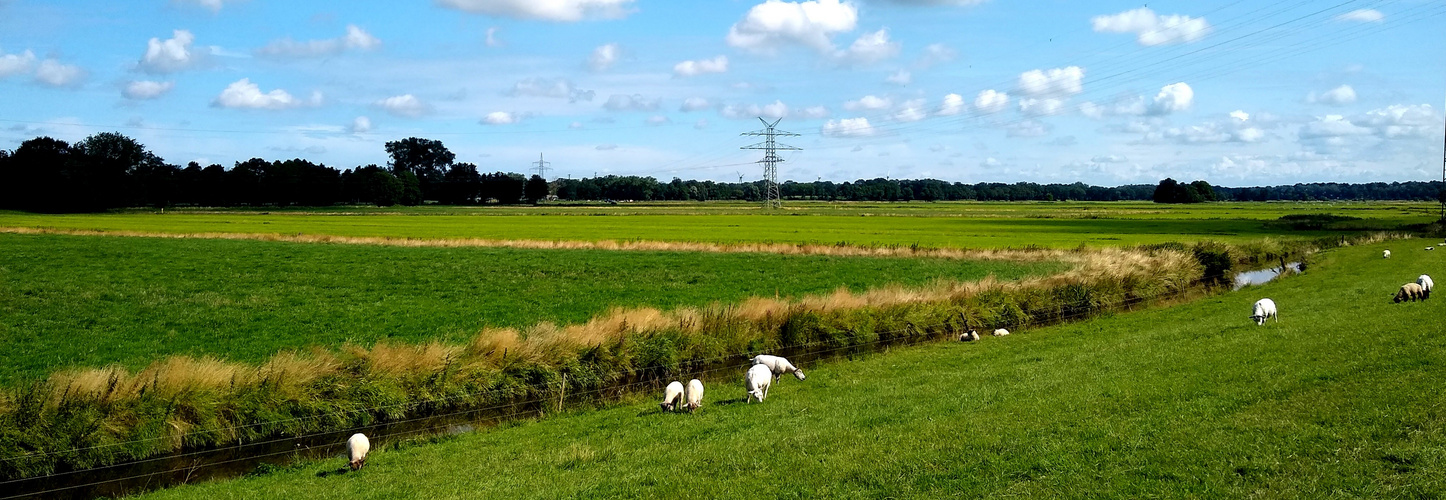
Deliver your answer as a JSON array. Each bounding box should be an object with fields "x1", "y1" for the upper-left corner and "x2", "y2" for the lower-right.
[{"x1": 1, "y1": 133, "x2": 1442, "y2": 212}]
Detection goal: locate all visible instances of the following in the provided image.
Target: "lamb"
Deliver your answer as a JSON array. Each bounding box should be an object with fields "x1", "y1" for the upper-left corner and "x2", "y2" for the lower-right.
[
  {"x1": 745, "y1": 364, "x2": 772, "y2": 403},
  {"x1": 959, "y1": 330, "x2": 980, "y2": 342},
  {"x1": 346, "y1": 433, "x2": 370, "y2": 471},
  {"x1": 1419, "y1": 275, "x2": 1434, "y2": 299},
  {"x1": 685, "y1": 379, "x2": 704, "y2": 412},
  {"x1": 1394, "y1": 283, "x2": 1424, "y2": 303},
  {"x1": 1384, "y1": 250, "x2": 1391, "y2": 259},
  {"x1": 1249, "y1": 298, "x2": 1277, "y2": 326},
  {"x1": 992, "y1": 328, "x2": 1010, "y2": 336},
  {"x1": 660, "y1": 381, "x2": 686, "y2": 411},
  {"x1": 750, "y1": 354, "x2": 806, "y2": 382}
]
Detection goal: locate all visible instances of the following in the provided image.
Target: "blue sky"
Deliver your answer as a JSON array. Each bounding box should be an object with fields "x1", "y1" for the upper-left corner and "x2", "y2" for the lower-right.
[{"x1": 1, "y1": 0, "x2": 1443, "y2": 186}]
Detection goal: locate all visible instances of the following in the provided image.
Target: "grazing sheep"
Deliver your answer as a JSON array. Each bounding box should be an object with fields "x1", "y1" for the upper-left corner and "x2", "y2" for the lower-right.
[
  {"x1": 959, "y1": 330, "x2": 980, "y2": 342},
  {"x1": 1249, "y1": 298, "x2": 1277, "y2": 326},
  {"x1": 745, "y1": 364, "x2": 773, "y2": 403},
  {"x1": 1384, "y1": 250, "x2": 1391, "y2": 259},
  {"x1": 992, "y1": 328, "x2": 1010, "y2": 336},
  {"x1": 1427, "y1": 247, "x2": 1435, "y2": 251},
  {"x1": 1394, "y1": 283, "x2": 1424, "y2": 303},
  {"x1": 685, "y1": 379, "x2": 705, "y2": 412},
  {"x1": 1416, "y1": 275, "x2": 1433, "y2": 300},
  {"x1": 750, "y1": 354, "x2": 806, "y2": 382},
  {"x1": 346, "y1": 433, "x2": 370, "y2": 471},
  {"x1": 660, "y1": 381, "x2": 686, "y2": 411}
]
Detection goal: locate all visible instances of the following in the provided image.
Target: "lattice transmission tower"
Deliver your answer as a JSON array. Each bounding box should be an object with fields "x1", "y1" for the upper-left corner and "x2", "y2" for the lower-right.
[
  {"x1": 741, "y1": 117, "x2": 800, "y2": 209},
  {"x1": 531, "y1": 153, "x2": 552, "y2": 179}
]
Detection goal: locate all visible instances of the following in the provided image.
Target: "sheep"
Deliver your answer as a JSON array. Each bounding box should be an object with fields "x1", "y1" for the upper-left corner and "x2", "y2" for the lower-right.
[
  {"x1": 745, "y1": 364, "x2": 772, "y2": 403},
  {"x1": 1384, "y1": 250, "x2": 1391, "y2": 259},
  {"x1": 660, "y1": 381, "x2": 686, "y2": 412},
  {"x1": 1394, "y1": 283, "x2": 1424, "y2": 303},
  {"x1": 346, "y1": 433, "x2": 370, "y2": 471},
  {"x1": 750, "y1": 354, "x2": 806, "y2": 382},
  {"x1": 1419, "y1": 275, "x2": 1434, "y2": 299},
  {"x1": 959, "y1": 329, "x2": 980, "y2": 342},
  {"x1": 1249, "y1": 298, "x2": 1277, "y2": 326},
  {"x1": 685, "y1": 379, "x2": 705, "y2": 412},
  {"x1": 1427, "y1": 247, "x2": 1435, "y2": 251},
  {"x1": 992, "y1": 328, "x2": 1010, "y2": 336}
]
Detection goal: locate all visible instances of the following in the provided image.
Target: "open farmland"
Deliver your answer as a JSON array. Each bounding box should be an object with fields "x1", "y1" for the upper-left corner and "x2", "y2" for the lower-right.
[
  {"x1": 0, "y1": 233, "x2": 1063, "y2": 384},
  {"x1": 132, "y1": 240, "x2": 1446, "y2": 499}
]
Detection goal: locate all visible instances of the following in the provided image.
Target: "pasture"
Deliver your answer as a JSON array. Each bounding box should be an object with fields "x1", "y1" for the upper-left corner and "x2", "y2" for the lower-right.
[{"x1": 133, "y1": 240, "x2": 1445, "y2": 499}]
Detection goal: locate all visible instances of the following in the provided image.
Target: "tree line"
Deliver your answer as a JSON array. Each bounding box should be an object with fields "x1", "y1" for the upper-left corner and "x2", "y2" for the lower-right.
[{"x1": 0, "y1": 133, "x2": 1441, "y2": 212}]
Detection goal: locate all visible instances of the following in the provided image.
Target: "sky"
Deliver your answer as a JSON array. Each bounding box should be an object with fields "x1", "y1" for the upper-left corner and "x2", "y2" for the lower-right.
[{"x1": 0, "y1": 0, "x2": 1443, "y2": 187}]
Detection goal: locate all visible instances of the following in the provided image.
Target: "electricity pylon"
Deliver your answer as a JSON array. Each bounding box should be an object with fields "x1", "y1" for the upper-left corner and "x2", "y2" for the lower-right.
[{"x1": 741, "y1": 117, "x2": 800, "y2": 209}]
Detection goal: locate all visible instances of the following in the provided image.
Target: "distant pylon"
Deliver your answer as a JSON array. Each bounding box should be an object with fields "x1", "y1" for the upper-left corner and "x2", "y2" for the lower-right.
[
  {"x1": 531, "y1": 153, "x2": 552, "y2": 179},
  {"x1": 741, "y1": 117, "x2": 800, "y2": 209}
]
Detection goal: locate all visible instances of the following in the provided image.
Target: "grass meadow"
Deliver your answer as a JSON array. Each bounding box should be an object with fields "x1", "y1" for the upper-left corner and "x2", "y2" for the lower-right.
[
  {"x1": 0, "y1": 233, "x2": 1063, "y2": 384},
  {"x1": 133, "y1": 240, "x2": 1445, "y2": 499}
]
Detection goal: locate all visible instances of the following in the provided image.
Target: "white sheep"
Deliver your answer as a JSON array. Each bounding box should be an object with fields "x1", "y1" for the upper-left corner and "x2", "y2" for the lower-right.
[
  {"x1": 1384, "y1": 250, "x2": 1391, "y2": 259},
  {"x1": 1427, "y1": 247, "x2": 1435, "y2": 251},
  {"x1": 346, "y1": 433, "x2": 370, "y2": 471},
  {"x1": 1417, "y1": 275, "x2": 1433, "y2": 299},
  {"x1": 660, "y1": 381, "x2": 686, "y2": 412},
  {"x1": 745, "y1": 364, "x2": 772, "y2": 403},
  {"x1": 685, "y1": 379, "x2": 705, "y2": 412},
  {"x1": 992, "y1": 328, "x2": 1010, "y2": 336},
  {"x1": 959, "y1": 330, "x2": 980, "y2": 342},
  {"x1": 750, "y1": 354, "x2": 806, "y2": 382},
  {"x1": 1249, "y1": 298, "x2": 1277, "y2": 326}
]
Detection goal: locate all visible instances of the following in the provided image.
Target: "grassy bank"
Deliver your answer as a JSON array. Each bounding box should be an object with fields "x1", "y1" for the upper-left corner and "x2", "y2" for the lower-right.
[{"x1": 134, "y1": 239, "x2": 1444, "y2": 499}]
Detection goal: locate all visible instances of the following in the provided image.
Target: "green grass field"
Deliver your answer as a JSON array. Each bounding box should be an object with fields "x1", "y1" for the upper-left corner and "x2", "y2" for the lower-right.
[
  {"x1": 1, "y1": 201, "x2": 1435, "y2": 249},
  {"x1": 0, "y1": 233, "x2": 1063, "y2": 384},
  {"x1": 134, "y1": 240, "x2": 1445, "y2": 499}
]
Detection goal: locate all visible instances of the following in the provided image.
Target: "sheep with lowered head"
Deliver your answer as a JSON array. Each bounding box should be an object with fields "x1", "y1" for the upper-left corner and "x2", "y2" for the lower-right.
[
  {"x1": 750, "y1": 354, "x2": 805, "y2": 382},
  {"x1": 1418, "y1": 275, "x2": 1434, "y2": 299},
  {"x1": 992, "y1": 328, "x2": 1010, "y2": 336},
  {"x1": 346, "y1": 433, "x2": 370, "y2": 471},
  {"x1": 1384, "y1": 250, "x2": 1391, "y2": 259},
  {"x1": 1394, "y1": 283, "x2": 1424, "y2": 303},
  {"x1": 745, "y1": 364, "x2": 772, "y2": 403},
  {"x1": 1249, "y1": 298, "x2": 1278, "y2": 326},
  {"x1": 685, "y1": 379, "x2": 705, "y2": 412},
  {"x1": 660, "y1": 381, "x2": 686, "y2": 412},
  {"x1": 959, "y1": 330, "x2": 980, "y2": 342}
]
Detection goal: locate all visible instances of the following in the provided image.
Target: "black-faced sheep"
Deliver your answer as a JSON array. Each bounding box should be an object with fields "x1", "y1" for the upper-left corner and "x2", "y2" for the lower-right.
[
  {"x1": 1249, "y1": 298, "x2": 1277, "y2": 326},
  {"x1": 751, "y1": 354, "x2": 805, "y2": 382},
  {"x1": 660, "y1": 381, "x2": 685, "y2": 411},
  {"x1": 685, "y1": 379, "x2": 704, "y2": 412},
  {"x1": 959, "y1": 330, "x2": 980, "y2": 342},
  {"x1": 745, "y1": 364, "x2": 772, "y2": 403},
  {"x1": 1384, "y1": 250, "x2": 1391, "y2": 259},
  {"x1": 346, "y1": 433, "x2": 370, "y2": 471},
  {"x1": 1394, "y1": 283, "x2": 1424, "y2": 303}
]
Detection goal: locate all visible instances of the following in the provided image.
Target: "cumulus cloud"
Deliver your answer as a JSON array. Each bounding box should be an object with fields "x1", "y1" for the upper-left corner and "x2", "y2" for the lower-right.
[
  {"x1": 834, "y1": 29, "x2": 900, "y2": 65},
  {"x1": 436, "y1": 0, "x2": 635, "y2": 21},
  {"x1": 821, "y1": 117, "x2": 876, "y2": 137},
  {"x1": 914, "y1": 43, "x2": 956, "y2": 69},
  {"x1": 1336, "y1": 9, "x2": 1383, "y2": 23},
  {"x1": 33, "y1": 59, "x2": 86, "y2": 87},
  {"x1": 694, "y1": 119, "x2": 710, "y2": 129},
  {"x1": 843, "y1": 95, "x2": 891, "y2": 111},
  {"x1": 1354, "y1": 104, "x2": 1437, "y2": 138},
  {"x1": 1091, "y1": 7, "x2": 1211, "y2": 46},
  {"x1": 213, "y1": 78, "x2": 318, "y2": 110},
  {"x1": 885, "y1": 70, "x2": 911, "y2": 86},
  {"x1": 793, "y1": 105, "x2": 831, "y2": 119},
  {"x1": 720, "y1": 100, "x2": 792, "y2": 119},
  {"x1": 1091, "y1": 155, "x2": 1128, "y2": 163},
  {"x1": 673, "y1": 55, "x2": 728, "y2": 77},
  {"x1": 0, "y1": 48, "x2": 36, "y2": 78},
  {"x1": 973, "y1": 89, "x2": 1009, "y2": 114},
  {"x1": 1006, "y1": 120, "x2": 1049, "y2": 137},
  {"x1": 1017, "y1": 66, "x2": 1084, "y2": 97},
  {"x1": 588, "y1": 43, "x2": 620, "y2": 71},
  {"x1": 1299, "y1": 114, "x2": 1370, "y2": 139},
  {"x1": 373, "y1": 94, "x2": 429, "y2": 117},
  {"x1": 603, "y1": 93, "x2": 660, "y2": 112},
  {"x1": 1148, "y1": 82, "x2": 1193, "y2": 115},
  {"x1": 680, "y1": 97, "x2": 711, "y2": 112},
  {"x1": 138, "y1": 30, "x2": 209, "y2": 74},
  {"x1": 646, "y1": 115, "x2": 670, "y2": 125},
  {"x1": 256, "y1": 25, "x2": 380, "y2": 58},
  {"x1": 509, "y1": 77, "x2": 594, "y2": 102},
  {"x1": 1018, "y1": 97, "x2": 1065, "y2": 116},
  {"x1": 937, "y1": 93, "x2": 965, "y2": 115},
  {"x1": 485, "y1": 27, "x2": 503, "y2": 47},
  {"x1": 482, "y1": 111, "x2": 521, "y2": 124},
  {"x1": 726, "y1": 0, "x2": 858, "y2": 53},
  {"x1": 122, "y1": 80, "x2": 174, "y2": 99},
  {"x1": 1308, "y1": 84, "x2": 1356, "y2": 106},
  {"x1": 349, "y1": 116, "x2": 372, "y2": 134},
  {"x1": 892, "y1": 99, "x2": 927, "y2": 122}
]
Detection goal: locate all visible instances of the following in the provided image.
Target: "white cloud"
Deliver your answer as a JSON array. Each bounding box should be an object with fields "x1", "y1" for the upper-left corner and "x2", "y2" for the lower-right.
[
  {"x1": 1229, "y1": 110, "x2": 1250, "y2": 122},
  {"x1": 1017, "y1": 66, "x2": 1083, "y2": 97},
  {"x1": 1018, "y1": 97, "x2": 1065, "y2": 116},
  {"x1": 0, "y1": 48, "x2": 35, "y2": 78},
  {"x1": 694, "y1": 119, "x2": 710, "y2": 129},
  {"x1": 437, "y1": 0, "x2": 635, "y2": 21},
  {"x1": 726, "y1": 0, "x2": 858, "y2": 53},
  {"x1": 33, "y1": 59, "x2": 85, "y2": 87},
  {"x1": 1091, "y1": 7, "x2": 1211, "y2": 46},
  {"x1": 892, "y1": 99, "x2": 927, "y2": 122},
  {"x1": 834, "y1": 29, "x2": 900, "y2": 65},
  {"x1": 821, "y1": 117, "x2": 876, "y2": 137},
  {"x1": 213, "y1": 78, "x2": 318, "y2": 110},
  {"x1": 883, "y1": 0, "x2": 987, "y2": 5},
  {"x1": 485, "y1": 27, "x2": 503, "y2": 47},
  {"x1": 646, "y1": 115, "x2": 670, "y2": 125},
  {"x1": 843, "y1": 95, "x2": 891, "y2": 111},
  {"x1": 974, "y1": 89, "x2": 1009, "y2": 114},
  {"x1": 794, "y1": 105, "x2": 830, "y2": 119},
  {"x1": 596, "y1": 143, "x2": 618, "y2": 150},
  {"x1": 720, "y1": 100, "x2": 801, "y2": 120},
  {"x1": 138, "y1": 30, "x2": 208, "y2": 74},
  {"x1": 122, "y1": 80, "x2": 174, "y2": 99},
  {"x1": 256, "y1": 25, "x2": 380, "y2": 58},
  {"x1": 1308, "y1": 84, "x2": 1356, "y2": 106},
  {"x1": 673, "y1": 55, "x2": 728, "y2": 77},
  {"x1": 174, "y1": 0, "x2": 234, "y2": 13},
  {"x1": 1091, "y1": 155, "x2": 1128, "y2": 163},
  {"x1": 938, "y1": 93, "x2": 965, "y2": 115},
  {"x1": 482, "y1": 111, "x2": 521, "y2": 124},
  {"x1": 1336, "y1": 9, "x2": 1383, "y2": 23},
  {"x1": 1006, "y1": 120, "x2": 1049, "y2": 137},
  {"x1": 349, "y1": 116, "x2": 373, "y2": 134},
  {"x1": 680, "y1": 97, "x2": 711, "y2": 112},
  {"x1": 914, "y1": 43, "x2": 956, "y2": 69},
  {"x1": 588, "y1": 43, "x2": 620, "y2": 71},
  {"x1": 980, "y1": 157, "x2": 1001, "y2": 167},
  {"x1": 885, "y1": 70, "x2": 911, "y2": 86},
  {"x1": 1299, "y1": 114, "x2": 1370, "y2": 139},
  {"x1": 1355, "y1": 104, "x2": 1437, "y2": 138},
  {"x1": 509, "y1": 77, "x2": 594, "y2": 102},
  {"x1": 373, "y1": 94, "x2": 429, "y2": 117},
  {"x1": 603, "y1": 93, "x2": 660, "y2": 111},
  {"x1": 1148, "y1": 82, "x2": 1193, "y2": 115}
]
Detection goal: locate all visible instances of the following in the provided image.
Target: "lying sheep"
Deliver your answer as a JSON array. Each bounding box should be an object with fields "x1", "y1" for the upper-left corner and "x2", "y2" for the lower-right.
[
  {"x1": 959, "y1": 330, "x2": 980, "y2": 342},
  {"x1": 751, "y1": 354, "x2": 806, "y2": 382},
  {"x1": 685, "y1": 379, "x2": 704, "y2": 412},
  {"x1": 1249, "y1": 298, "x2": 1277, "y2": 326},
  {"x1": 1394, "y1": 283, "x2": 1424, "y2": 303},
  {"x1": 346, "y1": 433, "x2": 370, "y2": 471},
  {"x1": 1427, "y1": 247, "x2": 1435, "y2": 251},
  {"x1": 992, "y1": 328, "x2": 1010, "y2": 336},
  {"x1": 660, "y1": 381, "x2": 686, "y2": 411},
  {"x1": 745, "y1": 364, "x2": 772, "y2": 403},
  {"x1": 1416, "y1": 274, "x2": 1433, "y2": 299},
  {"x1": 1384, "y1": 250, "x2": 1391, "y2": 259}
]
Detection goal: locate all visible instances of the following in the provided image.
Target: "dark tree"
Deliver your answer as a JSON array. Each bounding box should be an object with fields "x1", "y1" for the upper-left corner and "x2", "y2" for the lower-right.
[
  {"x1": 384, "y1": 137, "x2": 454, "y2": 200},
  {"x1": 396, "y1": 170, "x2": 423, "y2": 206},
  {"x1": 524, "y1": 174, "x2": 549, "y2": 204},
  {"x1": 439, "y1": 162, "x2": 482, "y2": 205},
  {"x1": 75, "y1": 132, "x2": 169, "y2": 207},
  {"x1": 343, "y1": 165, "x2": 403, "y2": 206}
]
